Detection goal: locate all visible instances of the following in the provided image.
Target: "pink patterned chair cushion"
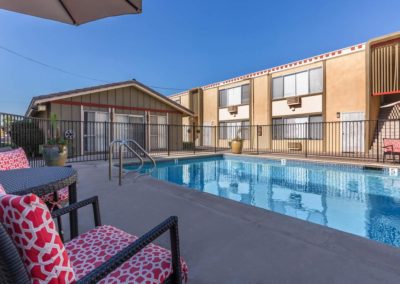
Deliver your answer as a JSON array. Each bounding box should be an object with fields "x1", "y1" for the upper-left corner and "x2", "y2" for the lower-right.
[
  {"x1": 0, "y1": 147, "x2": 69, "y2": 208},
  {"x1": 0, "y1": 147, "x2": 30, "y2": 170},
  {"x1": 65, "y1": 225, "x2": 189, "y2": 283},
  {"x1": 0, "y1": 193, "x2": 76, "y2": 283},
  {"x1": 383, "y1": 139, "x2": 400, "y2": 153}
]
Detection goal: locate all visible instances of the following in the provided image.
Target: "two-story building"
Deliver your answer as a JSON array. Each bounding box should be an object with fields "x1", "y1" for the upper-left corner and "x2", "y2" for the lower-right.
[{"x1": 170, "y1": 31, "x2": 400, "y2": 155}]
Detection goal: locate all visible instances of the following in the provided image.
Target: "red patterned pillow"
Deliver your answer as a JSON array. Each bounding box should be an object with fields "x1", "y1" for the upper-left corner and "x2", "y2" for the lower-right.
[
  {"x1": 0, "y1": 193, "x2": 76, "y2": 283},
  {"x1": 0, "y1": 148, "x2": 30, "y2": 170}
]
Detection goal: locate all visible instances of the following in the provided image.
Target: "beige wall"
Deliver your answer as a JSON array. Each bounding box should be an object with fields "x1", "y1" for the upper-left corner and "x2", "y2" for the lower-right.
[
  {"x1": 272, "y1": 62, "x2": 323, "y2": 78},
  {"x1": 325, "y1": 51, "x2": 367, "y2": 122},
  {"x1": 219, "y1": 105, "x2": 250, "y2": 121},
  {"x1": 202, "y1": 87, "x2": 218, "y2": 125},
  {"x1": 252, "y1": 75, "x2": 270, "y2": 125},
  {"x1": 272, "y1": 95, "x2": 323, "y2": 117},
  {"x1": 252, "y1": 75, "x2": 271, "y2": 148}
]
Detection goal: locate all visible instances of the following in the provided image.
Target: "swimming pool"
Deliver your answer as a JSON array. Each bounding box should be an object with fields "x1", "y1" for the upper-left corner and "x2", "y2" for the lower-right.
[{"x1": 125, "y1": 155, "x2": 400, "y2": 247}]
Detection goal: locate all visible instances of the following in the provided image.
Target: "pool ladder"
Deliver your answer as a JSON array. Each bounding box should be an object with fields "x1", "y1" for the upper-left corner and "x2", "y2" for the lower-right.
[{"x1": 109, "y1": 139, "x2": 156, "y2": 185}]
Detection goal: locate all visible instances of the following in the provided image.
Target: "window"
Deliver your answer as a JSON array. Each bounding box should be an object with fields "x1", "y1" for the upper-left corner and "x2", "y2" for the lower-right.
[
  {"x1": 241, "y1": 84, "x2": 250, "y2": 104},
  {"x1": 272, "y1": 67, "x2": 323, "y2": 99},
  {"x1": 219, "y1": 121, "x2": 250, "y2": 140},
  {"x1": 272, "y1": 118, "x2": 283, "y2": 139},
  {"x1": 285, "y1": 117, "x2": 308, "y2": 139},
  {"x1": 309, "y1": 68, "x2": 323, "y2": 93},
  {"x1": 219, "y1": 84, "x2": 250, "y2": 107},
  {"x1": 272, "y1": 115, "x2": 323, "y2": 140},
  {"x1": 296, "y1": 71, "x2": 309, "y2": 96},
  {"x1": 272, "y1": 77, "x2": 283, "y2": 99},
  {"x1": 219, "y1": 89, "x2": 227, "y2": 107},
  {"x1": 172, "y1": 97, "x2": 181, "y2": 105},
  {"x1": 309, "y1": 115, "x2": 323, "y2": 139},
  {"x1": 284, "y1": 74, "x2": 296, "y2": 97}
]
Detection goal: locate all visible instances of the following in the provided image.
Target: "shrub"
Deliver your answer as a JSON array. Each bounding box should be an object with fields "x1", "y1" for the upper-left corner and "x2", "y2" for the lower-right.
[{"x1": 10, "y1": 120, "x2": 45, "y2": 157}]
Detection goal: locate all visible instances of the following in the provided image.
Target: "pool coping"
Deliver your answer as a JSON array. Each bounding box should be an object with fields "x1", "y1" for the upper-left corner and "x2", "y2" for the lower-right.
[{"x1": 121, "y1": 152, "x2": 400, "y2": 173}]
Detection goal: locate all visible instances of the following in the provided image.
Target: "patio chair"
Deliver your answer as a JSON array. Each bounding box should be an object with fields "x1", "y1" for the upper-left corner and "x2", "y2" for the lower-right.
[
  {"x1": 0, "y1": 191, "x2": 188, "y2": 283},
  {"x1": 382, "y1": 139, "x2": 400, "y2": 163},
  {"x1": 0, "y1": 147, "x2": 69, "y2": 210}
]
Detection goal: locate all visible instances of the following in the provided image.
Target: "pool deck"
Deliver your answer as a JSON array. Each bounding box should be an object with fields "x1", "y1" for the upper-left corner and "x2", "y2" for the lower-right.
[{"x1": 71, "y1": 160, "x2": 400, "y2": 284}]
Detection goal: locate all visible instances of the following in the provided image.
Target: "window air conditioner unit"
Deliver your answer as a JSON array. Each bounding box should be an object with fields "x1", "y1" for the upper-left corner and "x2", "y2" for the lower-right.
[
  {"x1": 37, "y1": 105, "x2": 47, "y2": 112},
  {"x1": 287, "y1": 96, "x2": 301, "y2": 107},
  {"x1": 228, "y1": 105, "x2": 238, "y2": 115}
]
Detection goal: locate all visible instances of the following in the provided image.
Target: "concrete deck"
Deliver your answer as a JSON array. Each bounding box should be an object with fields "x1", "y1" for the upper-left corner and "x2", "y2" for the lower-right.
[{"x1": 71, "y1": 161, "x2": 400, "y2": 284}]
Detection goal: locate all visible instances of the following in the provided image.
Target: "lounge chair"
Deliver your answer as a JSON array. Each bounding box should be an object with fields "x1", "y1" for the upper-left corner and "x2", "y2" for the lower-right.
[{"x1": 0, "y1": 190, "x2": 188, "y2": 283}]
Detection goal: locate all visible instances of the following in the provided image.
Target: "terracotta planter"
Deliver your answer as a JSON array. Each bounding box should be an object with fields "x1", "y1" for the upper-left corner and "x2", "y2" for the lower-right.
[
  {"x1": 42, "y1": 145, "x2": 68, "y2": 166},
  {"x1": 230, "y1": 140, "x2": 243, "y2": 154}
]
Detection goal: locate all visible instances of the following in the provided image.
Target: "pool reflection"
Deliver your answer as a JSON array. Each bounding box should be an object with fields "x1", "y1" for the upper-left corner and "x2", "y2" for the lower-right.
[{"x1": 151, "y1": 158, "x2": 400, "y2": 247}]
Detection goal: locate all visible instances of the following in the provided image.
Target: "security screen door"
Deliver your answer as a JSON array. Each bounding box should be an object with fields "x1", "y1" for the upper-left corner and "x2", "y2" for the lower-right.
[
  {"x1": 84, "y1": 111, "x2": 109, "y2": 153},
  {"x1": 341, "y1": 112, "x2": 365, "y2": 153},
  {"x1": 150, "y1": 115, "x2": 167, "y2": 150},
  {"x1": 113, "y1": 114, "x2": 145, "y2": 144},
  {"x1": 202, "y1": 123, "x2": 212, "y2": 146}
]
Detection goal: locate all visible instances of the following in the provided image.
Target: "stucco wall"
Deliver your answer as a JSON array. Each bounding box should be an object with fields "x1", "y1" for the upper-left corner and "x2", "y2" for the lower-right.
[
  {"x1": 272, "y1": 95, "x2": 323, "y2": 117},
  {"x1": 325, "y1": 51, "x2": 366, "y2": 122},
  {"x1": 203, "y1": 87, "x2": 218, "y2": 125}
]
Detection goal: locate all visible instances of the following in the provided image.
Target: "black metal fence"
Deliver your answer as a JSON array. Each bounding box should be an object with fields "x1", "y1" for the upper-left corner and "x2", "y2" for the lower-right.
[{"x1": 1, "y1": 112, "x2": 400, "y2": 166}]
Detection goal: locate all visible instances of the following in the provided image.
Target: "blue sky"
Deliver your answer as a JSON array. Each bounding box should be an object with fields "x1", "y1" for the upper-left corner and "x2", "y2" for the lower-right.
[{"x1": 0, "y1": 0, "x2": 399, "y2": 115}]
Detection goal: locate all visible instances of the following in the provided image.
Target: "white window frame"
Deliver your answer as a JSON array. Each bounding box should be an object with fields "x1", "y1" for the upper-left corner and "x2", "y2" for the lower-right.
[{"x1": 272, "y1": 67, "x2": 323, "y2": 99}]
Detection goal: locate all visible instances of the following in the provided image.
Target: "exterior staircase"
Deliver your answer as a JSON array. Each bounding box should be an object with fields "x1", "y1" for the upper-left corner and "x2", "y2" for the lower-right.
[{"x1": 369, "y1": 103, "x2": 400, "y2": 157}]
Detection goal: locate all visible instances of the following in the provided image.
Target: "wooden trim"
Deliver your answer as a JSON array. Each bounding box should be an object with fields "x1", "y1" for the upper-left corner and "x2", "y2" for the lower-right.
[
  {"x1": 272, "y1": 112, "x2": 323, "y2": 119},
  {"x1": 53, "y1": 100, "x2": 181, "y2": 114},
  {"x1": 372, "y1": 90, "x2": 400, "y2": 96},
  {"x1": 370, "y1": 37, "x2": 400, "y2": 48},
  {"x1": 271, "y1": 92, "x2": 323, "y2": 102}
]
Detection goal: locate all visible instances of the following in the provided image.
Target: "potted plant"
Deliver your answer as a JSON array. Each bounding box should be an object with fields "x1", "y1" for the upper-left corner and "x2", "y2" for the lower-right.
[
  {"x1": 42, "y1": 113, "x2": 68, "y2": 166},
  {"x1": 230, "y1": 129, "x2": 243, "y2": 154}
]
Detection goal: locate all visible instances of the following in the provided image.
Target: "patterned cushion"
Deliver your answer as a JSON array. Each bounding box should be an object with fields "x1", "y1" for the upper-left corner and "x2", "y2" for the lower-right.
[
  {"x1": 0, "y1": 148, "x2": 30, "y2": 170},
  {"x1": 0, "y1": 193, "x2": 76, "y2": 283},
  {"x1": 65, "y1": 225, "x2": 189, "y2": 283},
  {"x1": 42, "y1": 187, "x2": 70, "y2": 207},
  {"x1": 383, "y1": 139, "x2": 400, "y2": 153},
  {"x1": 0, "y1": 147, "x2": 69, "y2": 208}
]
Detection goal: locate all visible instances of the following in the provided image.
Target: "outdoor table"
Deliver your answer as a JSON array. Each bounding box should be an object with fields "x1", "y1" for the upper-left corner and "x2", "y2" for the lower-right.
[{"x1": 0, "y1": 166, "x2": 79, "y2": 238}]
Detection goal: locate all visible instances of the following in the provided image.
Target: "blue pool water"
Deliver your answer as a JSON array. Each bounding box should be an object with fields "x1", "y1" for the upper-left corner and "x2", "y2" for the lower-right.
[{"x1": 125, "y1": 155, "x2": 400, "y2": 247}]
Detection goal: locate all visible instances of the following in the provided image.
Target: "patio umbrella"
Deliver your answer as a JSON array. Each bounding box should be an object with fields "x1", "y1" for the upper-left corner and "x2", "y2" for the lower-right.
[{"x1": 0, "y1": 0, "x2": 142, "y2": 25}]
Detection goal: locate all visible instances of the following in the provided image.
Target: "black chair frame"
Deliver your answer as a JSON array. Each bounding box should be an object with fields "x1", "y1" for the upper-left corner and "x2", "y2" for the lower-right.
[{"x1": 0, "y1": 196, "x2": 182, "y2": 284}]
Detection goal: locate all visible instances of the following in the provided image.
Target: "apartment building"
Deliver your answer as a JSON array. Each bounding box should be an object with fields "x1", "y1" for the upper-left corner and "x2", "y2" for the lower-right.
[{"x1": 170, "y1": 31, "x2": 400, "y2": 154}]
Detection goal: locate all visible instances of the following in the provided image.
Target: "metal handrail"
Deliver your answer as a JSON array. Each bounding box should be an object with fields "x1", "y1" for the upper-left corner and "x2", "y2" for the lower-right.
[
  {"x1": 124, "y1": 139, "x2": 157, "y2": 172},
  {"x1": 109, "y1": 139, "x2": 156, "y2": 185}
]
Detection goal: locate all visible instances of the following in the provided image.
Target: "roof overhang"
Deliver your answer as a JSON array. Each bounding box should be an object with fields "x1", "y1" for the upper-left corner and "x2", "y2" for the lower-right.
[{"x1": 26, "y1": 81, "x2": 194, "y2": 117}]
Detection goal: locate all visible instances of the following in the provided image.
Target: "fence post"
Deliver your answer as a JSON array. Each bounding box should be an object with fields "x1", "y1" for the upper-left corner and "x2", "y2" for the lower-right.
[
  {"x1": 104, "y1": 121, "x2": 107, "y2": 161},
  {"x1": 376, "y1": 120, "x2": 379, "y2": 162},
  {"x1": 214, "y1": 126, "x2": 217, "y2": 153},
  {"x1": 167, "y1": 125, "x2": 170, "y2": 156},
  {"x1": 305, "y1": 123, "x2": 309, "y2": 158},
  {"x1": 256, "y1": 125, "x2": 259, "y2": 155},
  {"x1": 192, "y1": 123, "x2": 196, "y2": 154}
]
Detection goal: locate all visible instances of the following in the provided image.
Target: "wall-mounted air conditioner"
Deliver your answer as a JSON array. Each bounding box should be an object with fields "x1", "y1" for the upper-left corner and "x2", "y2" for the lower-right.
[
  {"x1": 228, "y1": 105, "x2": 238, "y2": 115},
  {"x1": 287, "y1": 96, "x2": 301, "y2": 107}
]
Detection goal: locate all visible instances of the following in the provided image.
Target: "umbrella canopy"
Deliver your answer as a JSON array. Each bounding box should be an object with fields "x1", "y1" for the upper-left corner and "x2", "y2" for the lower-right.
[{"x1": 0, "y1": 0, "x2": 142, "y2": 25}]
